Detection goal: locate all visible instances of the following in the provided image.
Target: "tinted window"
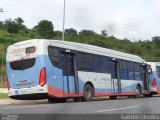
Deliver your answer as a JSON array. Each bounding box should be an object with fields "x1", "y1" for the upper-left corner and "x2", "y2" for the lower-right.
[
  {"x1": 86, "y1": 55, "x2": 93, "y2": 65},
  {"x1": 102, "y1": 57, "x2": 108, "y2": 66},
  {"x1": 135, "y1": 63, "x2": 140, "y2": 72},
  {"x1": 94, "y1": 56, "x2": 101, "y2": 66},
  {"x1": 135, "y1": 72, "x2": 141, "y2": 80},
  {"x1": 128, "y1": 71, "x2": 135, "y2": 80},
  {"x1": 78, "y1": 53, "x2": 86, "y2": 65},
  {"x1": 156, "y1": 66, "x2": 160, "y2": 77},
  {"x1": 26, "y1": 46, "x2": 35, "y2": 54},
  {"x1": 120, "y1": 70, "x2": 128, "y2": 79},
  {"x1": 135, "y1": 63, "x2": 141, "y2": 80},
  {"x1": 48, "y1": 46, "x2": 60, "y2": 66},
  {"x1": 128, "y1": 62, "x2": 134, "y2": 70},
  {"x1": 120, "y1": 61, "x2": 128, "y2": 80},
  {"x1": 10, "y1": 58, "x2": 35, "y2": 70}
]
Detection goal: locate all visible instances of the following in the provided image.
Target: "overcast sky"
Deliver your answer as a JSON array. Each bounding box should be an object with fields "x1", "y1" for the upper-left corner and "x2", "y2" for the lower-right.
[{"x1": 0, "y1": 0, "x2": 160, "y2": 40}]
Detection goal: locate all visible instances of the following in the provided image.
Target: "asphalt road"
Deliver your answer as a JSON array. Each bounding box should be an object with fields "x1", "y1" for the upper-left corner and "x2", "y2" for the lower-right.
[{"x1": 0, "y1": 96, "x2": 160, "y2": 120}]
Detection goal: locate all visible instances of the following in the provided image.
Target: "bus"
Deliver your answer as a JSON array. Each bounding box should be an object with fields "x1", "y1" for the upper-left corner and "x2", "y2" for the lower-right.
[
  {"x1": 6, "y1": 39, "x2": 150, "y2": 102},
  {"x1": 147, "y1": 62, "x2": 160, "y2": 96}
]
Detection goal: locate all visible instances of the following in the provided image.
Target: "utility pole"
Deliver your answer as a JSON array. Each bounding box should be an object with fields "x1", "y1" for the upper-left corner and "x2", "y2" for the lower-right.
[{"x1": 62, "y1": 0, "x2": 66, "y2": 41}]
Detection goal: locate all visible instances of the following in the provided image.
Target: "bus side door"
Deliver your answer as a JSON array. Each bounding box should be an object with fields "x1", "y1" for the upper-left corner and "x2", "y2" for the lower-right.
[
  {"x1": 61, "y1": 52, "x2": 79, "y2": 96},
  {"x1": 112, "y1": 60, "x2": 121, "y2": 93},
  {"x1": 141, "y1": 65, "x2": 149, "y2": 91}
]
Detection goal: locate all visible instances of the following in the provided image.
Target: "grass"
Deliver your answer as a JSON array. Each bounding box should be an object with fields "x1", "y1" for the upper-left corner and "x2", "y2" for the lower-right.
[
  {"x1": 0, "y1": 93, "x2": 9, "y2": 99},
  {"x1": 0, "y1": 84, "x2": 7, "y2": 88}
]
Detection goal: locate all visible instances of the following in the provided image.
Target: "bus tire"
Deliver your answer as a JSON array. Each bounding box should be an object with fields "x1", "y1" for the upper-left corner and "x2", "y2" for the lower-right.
[
  {"x1": 109, "y1": 96, "x2": 117, "y2": 100},
  {"x1": 82, "y1": 84, "x2": 93, "y2": 101},
  {"x1": 135, "y1": 85, "x2": 142, "y2": 98}
]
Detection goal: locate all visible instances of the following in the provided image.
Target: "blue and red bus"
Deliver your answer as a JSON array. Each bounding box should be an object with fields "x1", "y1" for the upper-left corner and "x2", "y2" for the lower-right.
[
  {"x1": 147, "y1": 62, "x2": 160, "y2": 96},
  {"x1": 6, "y1": 39, "x2": 151, "y2": 102}
]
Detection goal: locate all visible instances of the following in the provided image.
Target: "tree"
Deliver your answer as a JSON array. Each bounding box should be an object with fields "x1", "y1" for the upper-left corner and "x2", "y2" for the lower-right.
[
  {"x1": 152, "y1": 36, "x2": 160, "y2": 46},
  {"x1": 37, "y1": 20, "x2": 54, "y2": 39},
  {"x1": 79, "y1": 30, "x2": 97, "y2": 36},
  {"x1": 14, "y1": 17, "x2": 28, "y2": 33},
  {"x1": 53, "y1": 30, "x2": 62, "y2": 39},
  {"x1": 101, "y1": 30, "x2": 107, "y2": 37},
  {"x1": 14, "y1": 17, "x2": 24, "y2": 25},
  {"x1": 0, "y1": 21, "x2": 3, "y2": 29},
  {"x1": 3, "y1": 18, "x2": 27, "y2": 34},
  {"x1": 4, "y1": 19, "x2": 19, "y2": 34},
  {"x1": 65, "y1": 28, "x2": 78, "y2": 36}
]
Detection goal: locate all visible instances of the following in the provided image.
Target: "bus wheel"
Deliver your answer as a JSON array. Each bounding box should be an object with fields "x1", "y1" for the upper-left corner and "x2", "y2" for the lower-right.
[
  {"x1": 83, "y1": 84, "x2": 93, "y2": 101},
  {"x1": 135, "y1": 85, "x2": 142, "y2": 98},
  {"x1": 109, "y1": 96, "x2": 117, "y2": 100}
]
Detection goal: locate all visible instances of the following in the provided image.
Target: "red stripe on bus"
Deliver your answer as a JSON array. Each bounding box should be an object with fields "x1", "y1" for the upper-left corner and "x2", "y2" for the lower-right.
[
  {"x1": 48, "y1": 85, "x2": 83, "y2": 98},
  {"x1": 95, "y1": 92, "x2": 137, "y2": 97}
]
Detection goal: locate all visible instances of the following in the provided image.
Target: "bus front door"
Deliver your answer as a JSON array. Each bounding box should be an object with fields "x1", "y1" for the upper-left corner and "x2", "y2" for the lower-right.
[
  {"x1": 112, "y1": 61, "x2": 121, "y2": 93},
  {"x1": 142, "y1": 65, "x2": 149, "y2": 92},
  {"x1": 61, "y1": 52, "x2": 79, "y2": 96}
]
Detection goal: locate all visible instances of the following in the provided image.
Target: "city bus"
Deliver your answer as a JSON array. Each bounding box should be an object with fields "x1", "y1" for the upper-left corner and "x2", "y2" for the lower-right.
[
  {"x1": 147, "y1": 62, "x2": 160, "y2": 96},
  {"x1": 6, "y1": 39, "x2": 150, "y2": 103}
]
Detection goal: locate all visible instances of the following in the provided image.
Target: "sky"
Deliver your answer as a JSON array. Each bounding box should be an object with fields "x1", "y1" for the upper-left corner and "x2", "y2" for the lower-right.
[{"x1": 0, "y1": 0, "x2": 160, "y2": 40}]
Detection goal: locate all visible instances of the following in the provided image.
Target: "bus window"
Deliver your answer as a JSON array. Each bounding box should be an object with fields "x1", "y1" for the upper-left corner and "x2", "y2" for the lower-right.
[
  {"x1": 78, "y1": 53, "x2": 86, "y2": 65},
  {"x1": 128, "y1": 62, "x2": 135, "y2": 80},
  {"x1": 26, "y1": 46, "x2": 35, "y2": 54},
  {"x1": 86, "y1": 55, "x2": 93, "y2": 65},
  {"x1": 101, "y1": 57, "x2": 108, "y2": 73},
  {"x1": 156, "y1": 66, "x2": 160, "y2": 77},
  {"x1": 94, "y1": 56, "x2": 101, "y2": 66},
  {"x1": 48, "y1": 46, "x2": 60, "y2": 67},
  {"x1": 135, "y1": 64, "x2": 141, "y2": 80},
  {"x1": 120, "y1": 61, "x2": 128, "y2": 80},
  {"x1": 94, "y1": 56, "x2": 102, "y2": 72},
  {"x1": 10, "y1": 58, "x2": 35, "y2": 70}
]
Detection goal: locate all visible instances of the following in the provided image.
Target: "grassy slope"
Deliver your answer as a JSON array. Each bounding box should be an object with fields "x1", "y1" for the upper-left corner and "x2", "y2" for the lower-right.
[{"x1": 0, "y1": 93, "x2": 9, "y2": 99}]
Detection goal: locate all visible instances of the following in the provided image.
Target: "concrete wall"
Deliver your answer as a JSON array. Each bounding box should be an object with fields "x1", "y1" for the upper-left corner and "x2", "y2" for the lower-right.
[{"x1": 0, "y1": 88, "x2": 8, "y2": 93}]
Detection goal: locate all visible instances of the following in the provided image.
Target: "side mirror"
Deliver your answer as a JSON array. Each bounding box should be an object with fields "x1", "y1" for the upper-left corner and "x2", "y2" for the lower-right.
[{"x1": 147, "y1": 67, "x2": 152, "y2": 74}]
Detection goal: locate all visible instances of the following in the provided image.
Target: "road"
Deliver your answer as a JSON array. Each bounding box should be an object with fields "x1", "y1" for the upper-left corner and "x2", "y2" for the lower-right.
[{"x1": 0, "y1": 96, "x2": 160, "y2": 120}]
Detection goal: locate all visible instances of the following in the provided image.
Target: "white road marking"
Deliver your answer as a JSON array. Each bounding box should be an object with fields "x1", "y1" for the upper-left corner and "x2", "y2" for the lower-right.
[
  {"x1": 2, "y1": 104, "x2": 52, "y2": 110},
  {"x1": 96, "y1": 106, "x2": 139, "y2": 113}
]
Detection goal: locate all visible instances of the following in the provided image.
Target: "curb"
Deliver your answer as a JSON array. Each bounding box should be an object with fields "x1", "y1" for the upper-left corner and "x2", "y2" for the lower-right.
[{"x1": 0, "y1": 99, "x2": 48, "y2": 105}]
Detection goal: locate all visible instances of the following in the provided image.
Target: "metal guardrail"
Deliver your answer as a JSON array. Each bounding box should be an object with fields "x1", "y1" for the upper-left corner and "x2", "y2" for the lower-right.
[{"x1": 0, "y1": 88, "x2": 8, "y2": 93}]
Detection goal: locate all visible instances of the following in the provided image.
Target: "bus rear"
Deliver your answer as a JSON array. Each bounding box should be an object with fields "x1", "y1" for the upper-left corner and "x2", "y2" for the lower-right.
[
  {"x1": 147, "y1": 62, "x2": 160, "y2": 95},
  {"x1": 6, "y1": 40, "x2": 48, "y2": 100}
]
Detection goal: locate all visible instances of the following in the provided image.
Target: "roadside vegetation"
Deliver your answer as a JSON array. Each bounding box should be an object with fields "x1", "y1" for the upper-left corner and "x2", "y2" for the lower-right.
[{"x1": 0, "y1": 93, "x2": 9, "y2": 99}]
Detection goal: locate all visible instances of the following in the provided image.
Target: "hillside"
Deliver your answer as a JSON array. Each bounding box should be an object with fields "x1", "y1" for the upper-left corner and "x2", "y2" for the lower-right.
[{"x1": 1, "y1": 18, "x2": 160, "y2": 87}]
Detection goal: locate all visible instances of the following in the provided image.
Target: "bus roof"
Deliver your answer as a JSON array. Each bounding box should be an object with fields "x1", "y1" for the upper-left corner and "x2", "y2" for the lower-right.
[{"x1": 8, "y1": 39, "x2": 146, "y2": 63}]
